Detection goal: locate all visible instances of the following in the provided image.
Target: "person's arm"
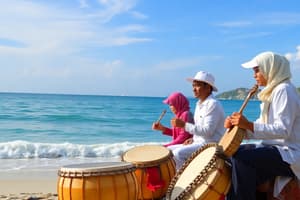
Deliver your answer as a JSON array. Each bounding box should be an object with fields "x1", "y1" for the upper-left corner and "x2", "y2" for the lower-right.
[
  {"x1": 168, "y1": 111, "x2": 192, "y2": 145},
  {"x1": 152, "y1": 122, "x2": 172, "y2": 136},
  {"x1": 162, "y1": 127, "x2": 173, "y2": 136},
  {"x1": 185, "y1": 101, "x2": 222, "y2": 137},
  {"x1": 251, "y1": 85, "x2": 296, "y2": 139},
  {"x1": 164, "y1": 132, "x2": 190, "y2": 146},
  {"x1": 227, "y1": 112, "x2": 254, "y2": 132}
]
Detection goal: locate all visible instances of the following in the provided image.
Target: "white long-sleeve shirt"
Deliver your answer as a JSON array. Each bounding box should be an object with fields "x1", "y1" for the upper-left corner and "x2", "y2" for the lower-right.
[
  {"x1": 246, "y1": 82, "x2": 300, "y2": 180},
  {"x1": 184, "y1": 94, "x2": 226, "y2": 144}
]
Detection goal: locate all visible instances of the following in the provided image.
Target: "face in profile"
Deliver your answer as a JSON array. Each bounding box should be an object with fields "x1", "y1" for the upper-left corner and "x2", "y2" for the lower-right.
[{"x1": 253, "y1": 67, "x2": 267, "y2": 86}]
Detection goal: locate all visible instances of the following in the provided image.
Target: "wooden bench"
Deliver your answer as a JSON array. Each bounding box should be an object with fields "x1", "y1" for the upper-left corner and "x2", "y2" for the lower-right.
[{"x1": 257, "y1": 178, "x2": 300, "y2": 200}]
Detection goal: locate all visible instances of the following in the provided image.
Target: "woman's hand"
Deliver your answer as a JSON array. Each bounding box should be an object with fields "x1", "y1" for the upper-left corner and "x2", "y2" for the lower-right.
[
  {"x1": 183, "y1": 138, "x2": 193, "y2": 145},
  {"x1": 171, "y1": 118, "x2": 185, "y2": 128},
  {"x1": 152, "y1": 122, "x2": 165, "y2": 131},
  {"x1": 224, "y1": 116, "x2": 233, "y2": 128},
  {"x1": 227, "y1": 112, "x2": 253, "y2": 132}
]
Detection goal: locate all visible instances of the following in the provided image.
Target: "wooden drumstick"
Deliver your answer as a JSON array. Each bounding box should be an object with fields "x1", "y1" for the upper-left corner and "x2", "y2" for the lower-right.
[{"x1": 156, "y1": 109, "x2": 167, "y2": 123}]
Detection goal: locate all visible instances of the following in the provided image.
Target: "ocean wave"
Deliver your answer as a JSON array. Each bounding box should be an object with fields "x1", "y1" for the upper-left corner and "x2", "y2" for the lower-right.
[{"x1": 0, "y1": 140, "x2": 163, "y2": 159}]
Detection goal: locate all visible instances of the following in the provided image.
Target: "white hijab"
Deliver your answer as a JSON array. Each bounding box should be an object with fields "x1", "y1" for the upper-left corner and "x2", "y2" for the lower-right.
[{"x1": 254, "y1": 52, "x2": 291, "y2": 122}]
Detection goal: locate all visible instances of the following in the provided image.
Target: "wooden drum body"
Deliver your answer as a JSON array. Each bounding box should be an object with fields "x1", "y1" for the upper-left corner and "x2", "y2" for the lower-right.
[
  {"x1": 218, "y1": 126, "x2": 245, "y2": 157},
  {"x1": 57, "y1": 162, "x2": 138, "y2": 200},
  {"x1": 122, "y1": 145, "x2": 176, "y2": 200},
  {"x1": 166, "y1": 143, "x2": 231, "y2": 200}
]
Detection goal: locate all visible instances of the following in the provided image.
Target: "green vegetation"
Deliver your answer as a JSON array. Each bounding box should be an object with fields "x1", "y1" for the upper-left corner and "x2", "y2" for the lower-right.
[
  {"x1": 216, "y1": 88, "x2": 258, "y2": 100},
  {"x1": 216, "y1": 87, "x2": 300, "y2": 100}
]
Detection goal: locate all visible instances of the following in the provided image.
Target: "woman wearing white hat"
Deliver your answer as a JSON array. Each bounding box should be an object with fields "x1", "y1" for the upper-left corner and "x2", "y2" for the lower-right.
[
  {"x1": 225, "y1": 52, "x2": 300, "y2": 200},
  {"x1": 169, "y1": 71, "x2": 226, "y2": 170}
]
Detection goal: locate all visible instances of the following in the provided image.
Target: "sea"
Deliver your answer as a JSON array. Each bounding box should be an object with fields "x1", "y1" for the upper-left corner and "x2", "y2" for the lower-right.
[{"x1": 0, "y1": 92, "x2": 260, "y2": 173}]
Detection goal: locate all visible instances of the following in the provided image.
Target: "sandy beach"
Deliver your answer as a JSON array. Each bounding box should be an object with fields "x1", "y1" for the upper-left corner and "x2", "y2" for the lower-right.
[{"x1": 0, "y1": 170, "x2": 58, "y2": 200}]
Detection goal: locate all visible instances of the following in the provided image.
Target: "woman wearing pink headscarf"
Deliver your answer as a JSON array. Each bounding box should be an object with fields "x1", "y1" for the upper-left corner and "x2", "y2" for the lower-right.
[{"x1": 152, "y1": 92, "x2": 193, "y2": 147}]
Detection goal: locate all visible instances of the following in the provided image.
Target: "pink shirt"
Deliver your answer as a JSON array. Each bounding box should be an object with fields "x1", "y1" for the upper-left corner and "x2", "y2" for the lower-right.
[{"x1": 162, "y1": 110, "x2": 193, "y2": 147}]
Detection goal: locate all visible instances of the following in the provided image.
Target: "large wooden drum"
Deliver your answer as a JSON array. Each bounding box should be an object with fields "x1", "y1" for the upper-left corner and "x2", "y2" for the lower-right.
[
  {"x1": 57, "y1": 162, "x2": 138, "y2": 200},
  {"x1": 166, "y1": 143, "x2": 231, "y2": 200},
  {"x1": 122, "y1": 145, "x2": 176, "y2": 200}
]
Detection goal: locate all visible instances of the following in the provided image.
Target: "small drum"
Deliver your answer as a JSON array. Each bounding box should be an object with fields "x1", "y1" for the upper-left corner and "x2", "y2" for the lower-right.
[
  {"x1": 57, "y1": 162, "x2": 138, "y2": 200},
  {"x1": 218, "y1": 126, "x2": 245, "y2": 157},
  {"x1": 166, "y1": 143, "x2": 231, "y2": 200},
  {"x1": 122, "y1": 145, "x2": 176, "y2": 200}
]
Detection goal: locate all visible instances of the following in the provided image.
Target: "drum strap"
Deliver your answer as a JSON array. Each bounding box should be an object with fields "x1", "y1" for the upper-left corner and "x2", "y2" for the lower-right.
[{"x1": 146, "y1": 167, "x2": 165, "y2": 191}]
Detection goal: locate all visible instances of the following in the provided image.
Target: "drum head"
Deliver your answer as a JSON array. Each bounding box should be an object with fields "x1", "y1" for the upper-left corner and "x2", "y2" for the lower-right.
[
  {"x1": 122, "y1": 145, "x2": 171, "y2": 166},
  {"x1": 58, "y1": 162, "x2": 135, "y2": 177},
  {"x1": 167, "y1": 143, "x2": 223, "y2": 200}
]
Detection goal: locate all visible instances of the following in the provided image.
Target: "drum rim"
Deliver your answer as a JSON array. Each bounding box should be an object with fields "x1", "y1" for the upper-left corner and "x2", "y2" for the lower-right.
[
  {"x1": 58, "y1": 162, "x2": 136, "y2": 177},
  {"x1": 218, "y1": 126, "x2": 245, "y2": 157},
  {"x1": 166, "y1": 143, "x2": 224, "y2": 200},
  {"x1": 122, "y1": 145, "x2": 173, "y2": 167}
]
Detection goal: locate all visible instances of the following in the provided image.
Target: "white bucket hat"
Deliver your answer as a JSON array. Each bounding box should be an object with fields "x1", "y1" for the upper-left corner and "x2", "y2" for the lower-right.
[{"x1": 186, "y1": 71, "x2": 218, "y2": 92}]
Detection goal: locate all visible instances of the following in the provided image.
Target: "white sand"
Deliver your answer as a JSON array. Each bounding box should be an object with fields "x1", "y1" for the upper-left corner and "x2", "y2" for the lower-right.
[{"x1": 0, "y1": 170, "x2": 58, "y2": 199}]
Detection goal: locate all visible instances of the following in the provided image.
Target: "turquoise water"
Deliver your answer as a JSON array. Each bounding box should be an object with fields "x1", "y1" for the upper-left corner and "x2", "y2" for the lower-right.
[{"x1": 0, "y1": 93, "x2": 260, "y2": 170}]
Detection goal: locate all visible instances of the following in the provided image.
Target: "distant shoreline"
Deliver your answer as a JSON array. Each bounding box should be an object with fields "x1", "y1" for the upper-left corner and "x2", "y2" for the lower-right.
[{"x1": 2, "y1": 86, "x2": 299, "y2": 99}]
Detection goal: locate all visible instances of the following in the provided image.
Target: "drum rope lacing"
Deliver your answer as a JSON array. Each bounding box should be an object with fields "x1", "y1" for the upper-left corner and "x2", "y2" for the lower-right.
[
  {"x1": 58, "y1": 167, "x2": 136, "y2": 177},
  {"x1": 166, "y1": 143, "x2": 226, "y2": 200}
]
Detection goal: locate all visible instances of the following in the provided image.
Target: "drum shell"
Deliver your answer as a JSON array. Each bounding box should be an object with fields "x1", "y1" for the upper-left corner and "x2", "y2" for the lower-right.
[
  {"x1": 166, "y1": 143, "x2": 231, "y2": 200},
  {"x1": 57, "y1": 162, "x2": 138, "y2": 200},
  {"x1": 122, "y1": 145, "x2": 176, "y2": 200},
  {"x1": 135, "y1": 157, "x2": 176, "y2": 199},
  {"x1": 219, "y1": 126, "x2": 245, "y2": 157},
  {"x1": 188, "y1": 157, "x2": 231, "y2": 200}
]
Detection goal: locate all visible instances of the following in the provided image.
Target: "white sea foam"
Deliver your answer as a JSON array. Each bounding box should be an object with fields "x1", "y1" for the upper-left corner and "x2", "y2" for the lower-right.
[
  {"x1": 0, "y1": 140, "x2": 164, "y2": 159},
  {"x1": 0, "y1": 140, "x2": 166, "y2": 172}
]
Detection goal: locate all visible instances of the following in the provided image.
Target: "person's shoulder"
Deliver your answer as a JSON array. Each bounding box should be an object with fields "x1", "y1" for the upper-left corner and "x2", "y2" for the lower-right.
[
  {"x1": 180, "y1": 110, "x2": 190, "y2": 116},
  {"x1": 273, "y1": 82, "x2": 300, "y2": 99},
  {"x1": 208, "y1": 95, "x2": 221, "y2": 103},
  {"x1": 274, "y1": 82, "x2": 296, "y2": 93},
  {"x1": 205, "y1": 95, "x2": 221, "y2": 107}
]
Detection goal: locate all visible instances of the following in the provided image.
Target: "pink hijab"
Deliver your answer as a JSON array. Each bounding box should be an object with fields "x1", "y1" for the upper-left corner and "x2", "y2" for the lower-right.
[{"x1": 163, "y1": 92, "x2": 190, "y2": 118}]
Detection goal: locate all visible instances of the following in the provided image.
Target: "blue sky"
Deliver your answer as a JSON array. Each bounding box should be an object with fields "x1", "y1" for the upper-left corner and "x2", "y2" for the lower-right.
[{"x1": 0, "y1": 0, "x2": 300, "y2": 97}]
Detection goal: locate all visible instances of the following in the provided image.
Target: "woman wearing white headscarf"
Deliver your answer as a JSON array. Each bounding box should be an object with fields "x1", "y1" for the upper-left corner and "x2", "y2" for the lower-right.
[{"x1": 225, "y1": 52, "x2": 300, "y2": 200}]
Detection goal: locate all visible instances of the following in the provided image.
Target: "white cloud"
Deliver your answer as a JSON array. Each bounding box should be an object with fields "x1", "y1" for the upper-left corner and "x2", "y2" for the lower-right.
[
  {"x1": 217, "y1": 12, "x2": 300, "y2": 29},
  {"x1": 216, "y1": 21, "x2": 253, "y2": 28},
  {"x1": 285, "y1": 45, "x2": 300, "y2": 69},
  {"x1": 153, "y1": 57, "x2": 204, "y2": 71},
  {"x1": 0, "y1": 0, "x2": 155, "y2": 95},
  {"x1": 87, "y1": 0, "x2": 138, "y2": 23},
  {"x1": 78, "y1": 0, "x2": 89, "y2": 8},
  {"x1": 0, "y1": 0, "x2": 150, "y2": 56},
  {"x1": 215, "y1": 12, "x2": 300, "y2": 41},
  {"x1": 108, "y1": 37, "x2": 152, "y2": 46},
  {"x1": 260, "y1": 12, "x2": 300, "y2": 25},
  {"x1": 225, "y1": 32, "x2": 273, "y2": 41},
  {"x1": 130, "y1": 11, "x2": 148, "y2": 20},
  {"x1": 116, "y1": 24, "x2": 148, "y2": 33}
]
